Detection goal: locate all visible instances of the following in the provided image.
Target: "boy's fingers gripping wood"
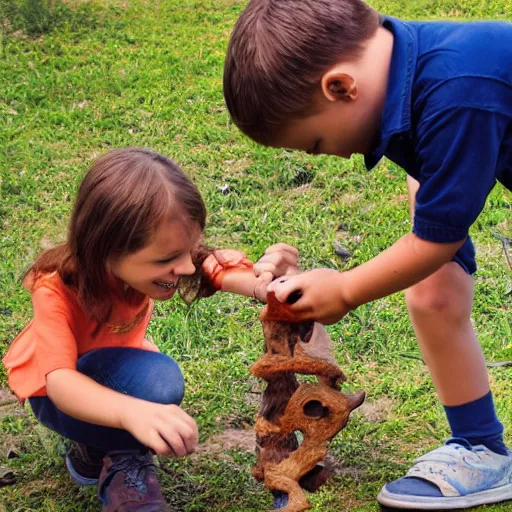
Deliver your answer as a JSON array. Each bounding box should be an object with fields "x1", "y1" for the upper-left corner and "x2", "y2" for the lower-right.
[
  {"x1": 267, "y1": 269, "x2": 350, "y2": 324},
  {"x1": 266, "y1": 274, "x2": 298, "y2": 302}
]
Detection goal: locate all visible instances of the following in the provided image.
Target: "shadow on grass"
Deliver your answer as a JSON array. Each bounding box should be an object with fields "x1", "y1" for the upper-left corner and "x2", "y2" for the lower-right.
[{"x1": 0, "y1": 0, "x2": 100, "y2": 37}]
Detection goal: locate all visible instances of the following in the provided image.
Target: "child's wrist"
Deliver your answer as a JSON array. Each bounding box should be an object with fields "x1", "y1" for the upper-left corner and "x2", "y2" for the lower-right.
[
  {"x1": 113, "y1": 394, "x2": 137, "y2": 430},
  {"x1": 336, "y1": 270, "x2": 360, "y2": 311}
]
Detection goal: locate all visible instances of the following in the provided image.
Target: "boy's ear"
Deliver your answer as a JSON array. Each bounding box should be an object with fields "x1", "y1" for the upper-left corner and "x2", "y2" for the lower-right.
[{"x1": 321, "y1": 69, "x2": 358, "y2": 103}]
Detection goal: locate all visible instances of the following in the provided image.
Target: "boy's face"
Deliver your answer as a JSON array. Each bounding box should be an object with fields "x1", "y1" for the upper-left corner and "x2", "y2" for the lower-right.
[
  {"x1": 274, "y1": 90, "x2": 375, "y2": 159},
  {"x1": 272, "y1": 71, "x2": 379, "y2": 159}
]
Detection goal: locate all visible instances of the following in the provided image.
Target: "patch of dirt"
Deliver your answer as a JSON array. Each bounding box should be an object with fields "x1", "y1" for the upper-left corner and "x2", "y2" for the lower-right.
[
  {"x1": 0, "y1": 389, "x2": 15, "y2": 406},
  {"x1": 0, "y1": 403, "x2": 24, "y2": 422},
  {"x1": 197, "y1": 428, "x2": 256, "y2": 456},
  {"x1": 338, "y1": 193, "x2": 362, "y2": 205},
  {"x1": 445, "y1": 9, "x2": 465, "y2": 17},
  {"x1": 223, "y1": 157, "x2": 251, "y2": 175},
  {"x1": 356, "y1": 396, "x2": 394, "y2": 423}
]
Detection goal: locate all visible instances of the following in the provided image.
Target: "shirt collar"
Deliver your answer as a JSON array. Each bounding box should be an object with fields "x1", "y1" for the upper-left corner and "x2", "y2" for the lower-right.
[{"x1": 364, "y1": 17, "x2": 418, "y2": 170}]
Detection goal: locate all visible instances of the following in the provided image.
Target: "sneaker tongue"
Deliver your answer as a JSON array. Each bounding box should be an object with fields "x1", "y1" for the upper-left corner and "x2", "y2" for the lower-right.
[{"x1": 446, "y1": 437, "x2": 473, "y2": 450}]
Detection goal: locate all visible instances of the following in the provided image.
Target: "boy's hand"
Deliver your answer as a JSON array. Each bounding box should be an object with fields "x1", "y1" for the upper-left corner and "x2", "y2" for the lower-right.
[
  {"x1": 267, "y1": 268, "x2": 351, "y2": 324},
  {"x1": 120, "y1": 401, "x2": 199, "y2": 457},
  {"x1": 254, "y1": 243, "x2": 300, "y2": 285}
]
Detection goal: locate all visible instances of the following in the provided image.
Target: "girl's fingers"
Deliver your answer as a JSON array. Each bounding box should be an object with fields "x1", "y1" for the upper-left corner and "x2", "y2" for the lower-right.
[
  {"x1": 213, "y1": 249, "x2": 246, "y2": 266},
  {"x1": 264, "y1": 243, "x2": 299, "y2": 257},
  {"x1": 258, "y1": 271, "x2": 274, "y2": 285},
  {"x1": 173, "y1": 407, "x2": 198, "y2": 431},
  {"x1": 165, "y1": 410, "x2": 199, "y2": 452},
  {"x1": 185, "y1": 417, "x2": 199, "y2": 440},
  {"x1": 285, "y1": 265, "x2": 301, "y2": 276},
  {"x1": 148, "y1": 431, "x2": 174, "y2": 456},
  {"x1": 254, "y1": 261, "x2": 279, "y2": 276},
  {"x1": 159, "y1": 427, "x2": 189, "y2": 457},
  {"x1": 259, "y1": 251, "x2": 298, "y2": 266},
  {"x1": 182, "y1": 430, "x2": 199, "y2": 454}
]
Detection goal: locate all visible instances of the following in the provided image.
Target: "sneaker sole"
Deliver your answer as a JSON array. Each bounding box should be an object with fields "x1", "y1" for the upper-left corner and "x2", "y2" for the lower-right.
[
  {"x1": 65, "y1": 454, "x2": 99, "y2": 486},
  {"x1": 378, "y1": 483, "x2": 512, "y2": 510}
]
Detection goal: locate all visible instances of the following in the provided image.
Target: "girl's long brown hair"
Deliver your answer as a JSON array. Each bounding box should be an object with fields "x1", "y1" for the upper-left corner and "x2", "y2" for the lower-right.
[{"x1": 26, "y1": 147, "x2": 207, "y2": 331}]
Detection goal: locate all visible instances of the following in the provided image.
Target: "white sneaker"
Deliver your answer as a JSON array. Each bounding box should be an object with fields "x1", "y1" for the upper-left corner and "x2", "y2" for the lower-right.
[{"x1": 377, "y1": 439, "x2": 512, "y2": 510}]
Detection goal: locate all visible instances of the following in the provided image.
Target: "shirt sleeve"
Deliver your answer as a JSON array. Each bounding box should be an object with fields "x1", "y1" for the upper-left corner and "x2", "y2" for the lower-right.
[
  {"x1": 32, "y1": 285, "x2": 78, "y2": 377},
  {"x1": 413, "y1": 107, "x2": 507, "y2": 243}
]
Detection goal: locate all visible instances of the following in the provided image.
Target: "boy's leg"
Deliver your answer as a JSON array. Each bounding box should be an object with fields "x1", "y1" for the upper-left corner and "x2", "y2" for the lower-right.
[
  {"x1": 404, "y1": 176, "x2": 491, "y2": 407},
  {"x1": 377, "y1": 177, "x2": 511, "y2": 510}
]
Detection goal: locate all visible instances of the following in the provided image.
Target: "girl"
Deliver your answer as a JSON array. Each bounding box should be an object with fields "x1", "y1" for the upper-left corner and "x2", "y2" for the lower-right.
[{"x1": 2, "y1": 147, "x2": 299, "y2": 512}]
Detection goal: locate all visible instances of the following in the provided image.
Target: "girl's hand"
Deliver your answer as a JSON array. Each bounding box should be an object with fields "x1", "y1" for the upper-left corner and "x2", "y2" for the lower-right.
[
  {"x1": 254, "y1": 243, "x2": 300, "y2": 285},
  {"x1": 267, "y1": 268, "x2": 353, "y2": 324},
  {"x1": 212, "y1": 249, "x2": 248, "y2": 268},
  {"x1": 120, "y1": 401, "x2": 199, "y2": 457}
]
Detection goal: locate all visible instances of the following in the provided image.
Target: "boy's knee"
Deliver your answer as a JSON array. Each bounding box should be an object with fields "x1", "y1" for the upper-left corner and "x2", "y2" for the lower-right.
[
  {"x1": 405, "y1": 266, "x2": 473, "y2": 324},
  {"x1": 406, "y1": 284, "x2": 453, "y2": 317},
  {"x1": 139, "y1": 354, "x2": 185, "y2": 406}
]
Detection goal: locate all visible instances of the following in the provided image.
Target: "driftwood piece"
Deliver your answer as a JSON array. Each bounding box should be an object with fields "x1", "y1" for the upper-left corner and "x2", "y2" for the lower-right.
[{"x1": 251, "y1": 293, "x2": 365, "y2": 512}]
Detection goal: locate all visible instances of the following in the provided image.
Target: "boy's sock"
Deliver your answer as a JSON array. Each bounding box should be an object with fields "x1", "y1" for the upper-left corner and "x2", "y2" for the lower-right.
[{"x1": 444, "y1": 391, "x2": 508, "y2": 456}]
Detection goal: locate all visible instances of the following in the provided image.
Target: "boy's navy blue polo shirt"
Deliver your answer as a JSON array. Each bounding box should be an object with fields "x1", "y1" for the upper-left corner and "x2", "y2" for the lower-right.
[{"x1": 365, "y1": 17, "x2": 512, "y2": 273}]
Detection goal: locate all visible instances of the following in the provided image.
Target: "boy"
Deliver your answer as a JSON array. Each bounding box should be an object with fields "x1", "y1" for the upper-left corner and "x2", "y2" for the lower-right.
[{"x1": 224, "y1": 0, "x2": 512, "y2": 510}]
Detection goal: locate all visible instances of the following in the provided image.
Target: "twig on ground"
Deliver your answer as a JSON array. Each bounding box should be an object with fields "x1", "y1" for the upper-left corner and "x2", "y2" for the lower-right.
[{"x1": 399, "y1": 353, "x2": 512, "y2": 369}]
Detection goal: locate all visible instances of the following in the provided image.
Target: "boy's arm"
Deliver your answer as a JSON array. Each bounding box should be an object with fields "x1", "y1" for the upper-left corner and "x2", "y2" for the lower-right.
[
  {"x1": 269, "y1": 232, "x2": 464, "y2": 324},
  {"x1": 342, "y1": 232, "x2": 465, "y2": 307}
]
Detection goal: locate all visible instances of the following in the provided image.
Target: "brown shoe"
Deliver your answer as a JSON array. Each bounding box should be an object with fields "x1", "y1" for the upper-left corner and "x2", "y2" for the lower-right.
[
  {"x1": 98, "y1": 450, "x2": 169, "y2": 512},
  {"x1": 66, "y1": 442, "x2": 105, "y2": 485}
]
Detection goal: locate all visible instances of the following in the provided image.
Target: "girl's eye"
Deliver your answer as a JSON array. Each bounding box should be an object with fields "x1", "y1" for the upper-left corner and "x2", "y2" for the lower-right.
[{"x1": 156, "y1": 256, "x2": 177, "y2": 264}]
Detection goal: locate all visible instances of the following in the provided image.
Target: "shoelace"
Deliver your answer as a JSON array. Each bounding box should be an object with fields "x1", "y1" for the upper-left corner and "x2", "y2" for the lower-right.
[{"x1": 109, "y1": 452, "x2": 155, "y2": 496}]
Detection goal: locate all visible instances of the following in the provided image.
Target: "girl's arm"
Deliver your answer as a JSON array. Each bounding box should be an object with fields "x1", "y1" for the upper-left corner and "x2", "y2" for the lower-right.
[
  {"x1": 46, "y1": 368, "x2": 137, "y2": 427},
  {"x1": 206, "y1": 244, "x2": 300, "y2": 301},
  {"x1": 46, "y1": 368, "x2": 198, "y2": 456},
  {"x1": 220, "y1": 268, "x2": 266, "y2": 300}
]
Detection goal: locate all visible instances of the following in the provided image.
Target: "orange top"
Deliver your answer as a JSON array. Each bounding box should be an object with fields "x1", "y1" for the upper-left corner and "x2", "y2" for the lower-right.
[
  {"x1": 2, "y1": 251, "x2": 253, "y2": 403},
  {"x1": 2, "y1": 272, "x2": 157, "y2": 402}
]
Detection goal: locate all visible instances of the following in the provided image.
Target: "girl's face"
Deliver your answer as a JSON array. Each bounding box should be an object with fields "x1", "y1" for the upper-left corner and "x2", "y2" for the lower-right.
[{"x1": 109, "y1": 218, "x2": 201, "y2": 301}]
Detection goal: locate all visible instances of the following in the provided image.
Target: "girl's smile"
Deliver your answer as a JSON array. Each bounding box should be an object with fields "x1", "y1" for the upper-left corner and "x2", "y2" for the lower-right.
[{"x1": 110, "y1": 217, "x2": 200, "y2": 301}]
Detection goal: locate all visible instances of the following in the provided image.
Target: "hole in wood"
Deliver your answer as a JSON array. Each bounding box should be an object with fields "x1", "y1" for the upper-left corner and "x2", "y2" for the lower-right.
[{"x1": 303, "y1": 400, "x2": 330, "y2": 419}]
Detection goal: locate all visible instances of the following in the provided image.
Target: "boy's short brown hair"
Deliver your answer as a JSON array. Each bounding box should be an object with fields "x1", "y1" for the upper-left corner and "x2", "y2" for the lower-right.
[{"x1": 223, "y1": 0, "x2": 380, "y2": 144}]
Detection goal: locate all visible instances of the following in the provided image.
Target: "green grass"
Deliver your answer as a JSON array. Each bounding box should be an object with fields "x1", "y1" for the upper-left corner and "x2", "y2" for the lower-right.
[{"x1": 1, "y1": 0, "x2": 512, "y2": 510}]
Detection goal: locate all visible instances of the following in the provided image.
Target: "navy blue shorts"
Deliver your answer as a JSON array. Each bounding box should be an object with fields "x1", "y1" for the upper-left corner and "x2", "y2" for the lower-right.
[{"x1": 452, "y1": 237, "x2": 477, "y2": 275}]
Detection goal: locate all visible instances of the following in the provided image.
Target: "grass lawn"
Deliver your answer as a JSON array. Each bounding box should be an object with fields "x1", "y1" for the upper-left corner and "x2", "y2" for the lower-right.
[{"x1": 1, "y1": 0, "x2": 512, "y2": 510}]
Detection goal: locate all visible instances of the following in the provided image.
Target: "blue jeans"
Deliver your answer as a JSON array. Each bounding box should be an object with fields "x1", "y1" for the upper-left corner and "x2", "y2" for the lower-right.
[{"x1": 29, "y1": 347, "x2": 185, "y2": 452}]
